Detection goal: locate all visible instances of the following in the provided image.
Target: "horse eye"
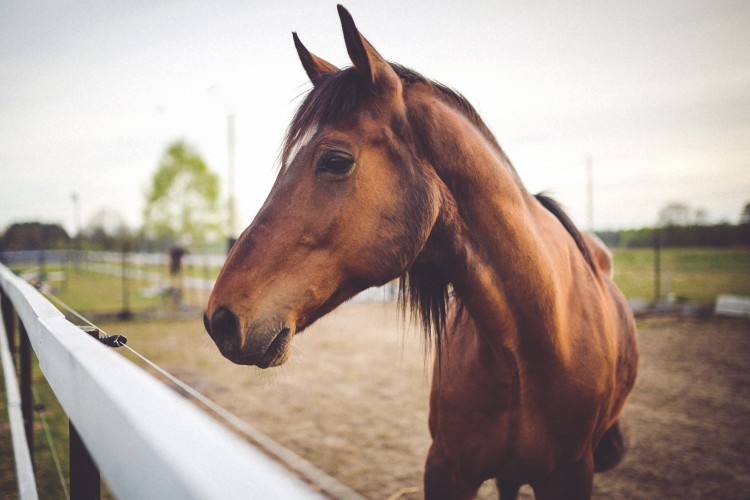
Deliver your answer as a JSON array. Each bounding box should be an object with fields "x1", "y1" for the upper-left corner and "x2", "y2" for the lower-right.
[{"x1": 318, "y1": 151, "x2": 354, "y2": 174}]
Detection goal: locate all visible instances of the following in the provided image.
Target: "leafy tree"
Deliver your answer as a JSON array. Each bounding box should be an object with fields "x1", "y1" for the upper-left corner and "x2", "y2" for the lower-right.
[{"x1": 143, "y1": 141, "x2": 223, "y2": 249}]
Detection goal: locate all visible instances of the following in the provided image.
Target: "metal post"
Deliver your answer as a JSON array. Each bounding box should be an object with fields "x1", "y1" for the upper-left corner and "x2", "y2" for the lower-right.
[
  {"x1": 653, "y1": 229, "x2": 661, "y2": 305},
  {"x1": 203, "y1": 256, "x2": 211, "y2": 306},
  {"x1": 119, "y1": 243, "x2": 132, "y2": 321},
  {"x1": 586, "y1": 154, "x2": 594, "y2": 232},
  {"x1": 69, "y1": 421, "x2": 100, "y2": 500},
  {"x1": 72, "y1": 192, "x2": 81, "y2": 272},
  {"x1": 19, "y1": 320, "x2": 33, "y2": 459},
  {"x1": 227, "y1": 113, "x2": 236, "y2": 248}
]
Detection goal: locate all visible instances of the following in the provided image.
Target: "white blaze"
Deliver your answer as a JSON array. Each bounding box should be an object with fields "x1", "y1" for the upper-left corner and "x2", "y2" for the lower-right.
[{"x1": 285, "y1": 125, "x2": 318, "y2": 168}]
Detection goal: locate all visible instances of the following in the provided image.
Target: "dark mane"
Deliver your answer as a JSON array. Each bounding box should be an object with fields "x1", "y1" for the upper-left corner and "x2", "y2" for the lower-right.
[
  {"x1": 534, "y1": 193, "x2": 597, "y2": 274},
  {"x1": 284, "y1": 64, "x2": 594, "y2": 350},
  {"x1": 283, "y1": 63, "x2": 515, "y2": 171}
]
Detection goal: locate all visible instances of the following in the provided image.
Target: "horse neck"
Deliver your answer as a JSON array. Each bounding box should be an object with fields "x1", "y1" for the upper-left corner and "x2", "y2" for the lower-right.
[{"x1": 414, "y1": 96, "x2": 567, "y2": 352}]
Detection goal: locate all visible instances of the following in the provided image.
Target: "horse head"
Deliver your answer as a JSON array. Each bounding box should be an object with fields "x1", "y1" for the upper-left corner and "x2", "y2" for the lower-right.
[{"x1": 204, "y1": 6, "x2": 444, "y2": 367}]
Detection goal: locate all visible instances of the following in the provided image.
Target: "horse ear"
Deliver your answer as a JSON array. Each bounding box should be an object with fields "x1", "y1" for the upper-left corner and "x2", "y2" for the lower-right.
[
  {"x1": 293, "y1": 32, "x2": 339, "y2": 86},
  {"x1": 337, "y1": 5, "x2": 401, "y2": 94}
]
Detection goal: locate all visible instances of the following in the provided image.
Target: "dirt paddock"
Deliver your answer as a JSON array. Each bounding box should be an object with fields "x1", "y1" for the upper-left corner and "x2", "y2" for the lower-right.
[{"x1": 123, "y1": 302, "x2": 750, "y2": 499}]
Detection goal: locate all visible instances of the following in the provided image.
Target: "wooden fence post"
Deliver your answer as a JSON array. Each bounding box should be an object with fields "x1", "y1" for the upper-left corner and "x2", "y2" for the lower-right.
[
  {"x1": 653, "y1": 229, "x2": 661, "y2": 304},
  {"x1": 1, "y1": 290, "x2": 15, "y2": 354},
  {"x1": 69, "y1": 421, "x2": 100, "y2": 500},
  {"x1": 19, "y1": 320, "x2": 33, "y2": 461},
  {"x1": 119, "y1": 243, "x2": 132, "y2": 321},
  {"x1": 70, "y1": 325, "x2": 102, "y2": 500}
]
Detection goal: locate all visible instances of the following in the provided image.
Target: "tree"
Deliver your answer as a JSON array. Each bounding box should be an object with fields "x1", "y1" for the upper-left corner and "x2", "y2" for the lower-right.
[
  {"x1": 658, "y1": 202, "x2": 690, "y2": 226},
  {"x1": 741, "y1": 202, "x2": 750, "y2": 246},
  {"x1": 83, "y1": 208, "x2": 131, "y2": 250},
  {"x1": 0, "y1": 222, "x2": 70, "y2": 251},
  {"x1": 143, "y1": 141, "x2": 223, "y2": 249},
  {"x1": 741, "y1": 202, "x2": 750, "y2": 225}
]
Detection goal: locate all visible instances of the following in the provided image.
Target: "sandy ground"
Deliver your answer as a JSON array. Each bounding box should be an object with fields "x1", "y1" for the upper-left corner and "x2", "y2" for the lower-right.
[{"x1": 118, "y1": 303, "x2": 750, "y2": 499}]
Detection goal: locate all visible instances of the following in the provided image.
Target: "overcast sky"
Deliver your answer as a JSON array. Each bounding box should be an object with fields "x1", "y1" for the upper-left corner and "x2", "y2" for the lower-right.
[{"x1": 2, "y1": 0, "x2": 749, "y2": 238}]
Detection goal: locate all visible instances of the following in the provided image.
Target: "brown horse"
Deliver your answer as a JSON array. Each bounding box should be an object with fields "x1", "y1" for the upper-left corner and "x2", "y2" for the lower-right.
[{"x1": 205, "y1": 6, "x2": 638, "y2": 499}]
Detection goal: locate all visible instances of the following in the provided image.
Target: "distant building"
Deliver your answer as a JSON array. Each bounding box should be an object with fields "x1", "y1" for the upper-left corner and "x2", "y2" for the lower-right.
[
  {"x1": 658, "y1": 202, "x2": 711, "y2": 226},
  {"x1": 658, "y1": 203, "x2": 690, "y2": 226}
]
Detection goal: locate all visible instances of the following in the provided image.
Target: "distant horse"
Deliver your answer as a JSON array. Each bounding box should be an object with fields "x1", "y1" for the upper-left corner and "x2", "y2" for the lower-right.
[{"x1": 204, "y1": 6, "x2": 638, "y2": 499}]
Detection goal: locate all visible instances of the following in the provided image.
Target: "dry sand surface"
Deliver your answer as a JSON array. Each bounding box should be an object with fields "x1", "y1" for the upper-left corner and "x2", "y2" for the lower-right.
[{"x1": 118, "y1": 302, "x2": 750, "y2": 499}]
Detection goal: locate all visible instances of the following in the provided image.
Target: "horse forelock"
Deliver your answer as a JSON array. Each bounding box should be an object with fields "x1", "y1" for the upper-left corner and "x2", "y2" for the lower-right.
[
  {"x1": 281, "y1": 63, "x2": 511, "y2": 169},
  {"x1": 281, "y1": 69, "x2": 368, "y2": 170}
]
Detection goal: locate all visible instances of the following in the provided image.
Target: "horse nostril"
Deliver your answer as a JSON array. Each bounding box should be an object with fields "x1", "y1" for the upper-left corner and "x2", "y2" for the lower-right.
[
  {"x1": 203, "y1": 312, "x2": 212, "y2": 334},
  {"x1": 210, "y1": 307, "x2": 240, "y2": 338}
]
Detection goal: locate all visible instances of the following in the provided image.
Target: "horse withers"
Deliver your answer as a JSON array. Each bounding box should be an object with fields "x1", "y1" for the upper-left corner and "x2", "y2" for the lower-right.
[{"x1": 204, "y1": 6, "x2": 638, "y2": 499}]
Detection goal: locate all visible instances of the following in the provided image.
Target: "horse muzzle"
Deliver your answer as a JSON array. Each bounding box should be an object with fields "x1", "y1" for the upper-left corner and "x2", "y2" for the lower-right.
[{"x1": 204, "y1": 307, "x2": 294, "y2": 368}]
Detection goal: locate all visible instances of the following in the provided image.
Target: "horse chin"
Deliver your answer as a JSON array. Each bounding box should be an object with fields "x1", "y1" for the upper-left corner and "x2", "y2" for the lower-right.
[
  {"x1": 255, "y1": 326, "x2": 293, "y2": 368},
  {"x1": 220, "y1": 325, "x2": 294, "y2": 368}
]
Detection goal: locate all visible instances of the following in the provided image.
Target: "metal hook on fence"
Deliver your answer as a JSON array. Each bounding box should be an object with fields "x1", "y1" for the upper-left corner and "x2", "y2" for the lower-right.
[
  {"x1": 78, "y1": 325, "x2": 127, "y2": 348},
  {"x1": 100, "y1": 334, "x2": 127, "y2": 347}
]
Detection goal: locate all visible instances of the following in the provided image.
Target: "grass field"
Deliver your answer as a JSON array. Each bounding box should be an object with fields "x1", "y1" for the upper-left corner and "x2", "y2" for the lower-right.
[
  {"x1": 611, "y1": 247, "x2": 750, "y2": 302},
  {"x1": 8, "y1": 266, "x2": 211, "y2": 314},
  {"x1": 9, "y1": 247, "x2": 750, "y2": 309}
]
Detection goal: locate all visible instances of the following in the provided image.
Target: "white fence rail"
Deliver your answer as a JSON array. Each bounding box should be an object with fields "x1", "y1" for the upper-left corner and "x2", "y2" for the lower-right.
[
  {"x1": 0, "y1": 263, "x2": 323, "y2": 499},
  {"x1": 0, "y1": 306, "x2": 38, "y2": 499}
]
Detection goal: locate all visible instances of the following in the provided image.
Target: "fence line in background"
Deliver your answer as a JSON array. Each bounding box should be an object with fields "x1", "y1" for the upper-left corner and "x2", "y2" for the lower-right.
[{"x1": 2, "y1": 249, "x2": 398, "y2": 307}]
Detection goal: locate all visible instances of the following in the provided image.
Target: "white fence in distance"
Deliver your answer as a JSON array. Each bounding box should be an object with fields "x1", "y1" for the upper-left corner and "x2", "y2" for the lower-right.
[{"x1": 715, "y1": 294, "x2": 750, "y2": 318}]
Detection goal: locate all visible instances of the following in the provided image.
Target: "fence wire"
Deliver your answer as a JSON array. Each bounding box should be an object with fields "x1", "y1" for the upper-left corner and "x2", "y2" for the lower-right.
[
  {"x1": 31, "y1": 385, "x2": 70, "y2": 500},
  {"x1": 40, "y1": 289, "x2": 363, "y2": 500}
]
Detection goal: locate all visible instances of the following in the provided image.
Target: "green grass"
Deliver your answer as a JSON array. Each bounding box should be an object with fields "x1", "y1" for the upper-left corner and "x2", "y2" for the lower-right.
[
  {"x1": 57, "y1": 270, "x2": 163, "y2": 313},
  {"x1": 0, "y1": 350, "x2": 70, "y2": 499},
  {"x1": 11, "y1": 247, "x2": 750, "y2": 312},
  {"x1": 10, "y1": 259, "x2": 222, "y2": 315},
  {"x1": 9, "y1": 267, "x2": 209, "y2": 315},
  {"x1": 612, "y1": 247, "x2": 750, "y2": 302}
]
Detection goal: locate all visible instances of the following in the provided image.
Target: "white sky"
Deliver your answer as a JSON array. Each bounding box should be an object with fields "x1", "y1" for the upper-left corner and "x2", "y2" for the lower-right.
[{"x1": 2, "y1": 0, "x2": 749, "y2": 237}]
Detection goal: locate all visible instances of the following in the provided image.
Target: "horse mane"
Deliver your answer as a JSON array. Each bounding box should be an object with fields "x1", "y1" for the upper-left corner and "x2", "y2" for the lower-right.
[
  {"x1": 283, "y1": 63, "x2": 596, "y2": 349},
  {"x1": 534, "y1": 193, "x2": 598, "y2": 274}
]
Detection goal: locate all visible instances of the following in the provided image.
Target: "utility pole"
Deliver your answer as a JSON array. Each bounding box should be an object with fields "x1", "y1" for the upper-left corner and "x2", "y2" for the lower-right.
[
  {"x1": 227, "y1": 114, "x2": 237, "y2": 253},
  {"x1": 71, "y1": 192, "x2": 81, "y2": 239},
  {"x1": 585, "y1": 154, "x2": 594, "y2": 232},
  {"x1": 71, "y1": 192, "x2": 81, "y2": 271}
]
